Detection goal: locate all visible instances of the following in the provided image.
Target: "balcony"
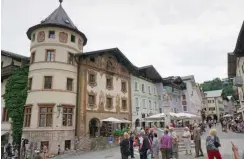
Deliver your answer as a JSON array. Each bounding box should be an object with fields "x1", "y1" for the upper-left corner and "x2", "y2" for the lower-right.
[
  {"x1": 233, "y1": 76, "x2": 243, "y2": 87},
  {"x1": 1, "y1": 65, "x2": 20, "y2": 80}
]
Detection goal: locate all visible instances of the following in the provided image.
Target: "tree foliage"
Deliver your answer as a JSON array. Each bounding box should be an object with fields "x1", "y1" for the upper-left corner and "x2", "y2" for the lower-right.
[
  {"x1": 200, "y1": 77, "x2": 238, "y2": 100},
  {"x1": 4, "y1": 66, "x2": 29, "y2": 145}
]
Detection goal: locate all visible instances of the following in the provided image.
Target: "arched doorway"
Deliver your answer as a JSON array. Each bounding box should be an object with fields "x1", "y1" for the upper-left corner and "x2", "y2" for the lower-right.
[
  {"x1": 89, "y1": 118, "x2": 100, "y2": 137},
  {"x1": 135, "y1": 119, "x2": 140, "y2": 128}
]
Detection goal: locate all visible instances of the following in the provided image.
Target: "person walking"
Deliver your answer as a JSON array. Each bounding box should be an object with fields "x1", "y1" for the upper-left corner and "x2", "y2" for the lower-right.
[
  {"x1": 193, "y1": 124, "x2": 204, "y2": 157},
  {"x1": 129, "y1": 133, "x2": 135, "y2": 158},
  {"x1": 172, "y1": 132, "x2": 179, "y2": 159},
  {"x1": 152, "y1": 133, "x2": 159, "y2": 159},
  {"x1": 148, "y1": 128, "x2": 154, "y2": 158},
  {"x1": 139, "y1": 130, "x2": 151, "y2": 159},
  {"x1": 206, "y1": 128, "x2": 222, "y2": 159},
  {"x1": 160, "y1": 130, "x2": 172, "y2": 159},
  {"x1": 120, "y1": 132, "x2": 130, "y2": 159},
  {"x1": 209, "y1": 120, "x2": 212, "y2": 129},
  {"x1": 182, "y1": 127, "x2": 192, "y2": 155}
]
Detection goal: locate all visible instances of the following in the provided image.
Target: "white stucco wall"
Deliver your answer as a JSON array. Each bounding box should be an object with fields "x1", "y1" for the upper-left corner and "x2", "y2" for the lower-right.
[
  {"x1": 236, "y1": 57, "x2": 244, "y2": 116},
  {"x1": 131, "y1": 75, "x2": 159, "y2": 128}
]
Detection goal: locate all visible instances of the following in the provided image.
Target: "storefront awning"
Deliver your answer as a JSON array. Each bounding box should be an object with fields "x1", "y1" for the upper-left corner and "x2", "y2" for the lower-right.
[{"x1": 1, "y1": 130, "x2": 9, "y2": 136}]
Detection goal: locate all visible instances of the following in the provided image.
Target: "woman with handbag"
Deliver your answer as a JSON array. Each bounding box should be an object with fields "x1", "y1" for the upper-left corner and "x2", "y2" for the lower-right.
[{"x1": 206, "y1": 129, "x2": 222, "y2": 159}]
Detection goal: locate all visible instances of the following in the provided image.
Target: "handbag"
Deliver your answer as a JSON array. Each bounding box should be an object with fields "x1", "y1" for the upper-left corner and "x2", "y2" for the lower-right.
[{"x1": 213, "y1": 136, "x2": 220, "y2": 148}]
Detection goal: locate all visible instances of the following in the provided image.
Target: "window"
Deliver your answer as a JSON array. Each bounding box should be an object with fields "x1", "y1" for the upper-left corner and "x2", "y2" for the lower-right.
[
  {"x1": 71, "y1": 35, "x2": 76, "y2": 42},
  {"x1": 154, "y1": 88, "x2": 156, "y2": 95},
  {"x1": 88, "y1": 94, "x2": 95, "y2": 105},
  {"x1": 107, "y1": 61, "x2": 113, "y2": 71},
  {"x1": 30, "y1": 52, "x2": 35, "y2": 64},
  {"x1": 2, "y1": 108, "x2": 9, "y2": 122},
  {"x1": 44, "y1": 76, "x2": 52, "y2": 89},
  {"x1": 66, "y1": 78, "x2": 73, "y2": 91},
  {"x1": 159, "y1": 108, "x2": 162, "y2": 113},
  {"x1": 142, "y1": 84, "x2": 145, "y2": 92},
  {"x1": 65, "y1": 140, "x2": 71, "y2": 150},
  {"x1": 1, "y1": 61, "x2": 3, "y2": 68},
  {"x1": 209, "y1": 107, "x2": 215, "y2": 111},
  {"x1": 63, "y1": 107, "x2": 73, "y2": 126},
  {"x1": 46, "y1": 50, "x2": 55, "y2": 61},
  {"x1": 182, "y1": 95, "x2": 186, "y2": 100},
  {"x1": 148, "y1": 86, "x2": 151, "y2": 94},
  {"x1": 48, "y1": 31, "x2": 55, "y2": 39},
  {"x1": 67, "y1": 53, "x2": 74, "y2": 64},
  {"x1": 106, "y1": 77, "x2": 113, "y2": 89},
  {"x1": 149, "y1": 100, "x2": 152, "y2": 109},
  {"x1": 159, "y1": 95, "x2": 162, "y2": 100},
  {"x1": 106, "y1": 97, "x2": 113, "y2": 109},
  {"x1": 90, "y1": 57, "x2": 95, "y2": 62},
  {"x1": 135, "y1": 81, "x2": 138, "y2": 91},
  {"x1": 135, "y1": 97, "x2": 139, "y2": 107},
  {"x1": 183, "y1": 105, "x2": 187, "y2": 111},
  {"x1": 121, "y1": 81, "x2": 126, "y2": 92},
  {"x1": 142, "y1": 99, "x2": 146, "y2": 108},
  {"x1": 28, "y1": 78, "x2": 33, "y2": 90},
  {"x1": 24, "y1": 107, "x2": 32, "y2": 127},
  {"x1": 40, "y1": 141, "x2": 49, "y2": 150},
  {"x1": 154, "y1": 101, "x2": 157, "y2": 109},
  {"x1": 88, "y1": 73, "x2": 96, "y2": 84},
  {"x1": 32, "y1": 33, "x2": 35, "y2": 42},
  {"x1": 182, "y1": 101, "x2": 187, "y2": 105},
  {"x1": 122, "y1": 99, "x2": 127, "y2": 110},
  {"x1": 39, "y1": 106, "x2": 53, "y2": 127}
]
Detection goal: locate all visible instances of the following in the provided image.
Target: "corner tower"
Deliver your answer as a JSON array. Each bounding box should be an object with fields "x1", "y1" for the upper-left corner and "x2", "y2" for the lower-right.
[{"x1": 23, "y1": 0, "x2": 87, "y2": 154}]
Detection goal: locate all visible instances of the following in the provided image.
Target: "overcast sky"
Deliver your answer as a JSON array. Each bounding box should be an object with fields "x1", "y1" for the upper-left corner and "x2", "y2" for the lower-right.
[{"x1": 2, "y1": 0, "x2": 244, "y2": 83}]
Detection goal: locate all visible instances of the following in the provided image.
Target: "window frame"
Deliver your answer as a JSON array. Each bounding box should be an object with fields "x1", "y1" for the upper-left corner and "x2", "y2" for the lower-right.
[
  {"x1": 67, "y1": 52, "x2": 74, "y2": 65},
  {"x1": 24, "y1": 106, "x2": 32, "y2": 127},
  {"x1": 1, "y1": 107, "x2": 9, "y2": 122},
  {"x1": 38, "y1": 104, "x2": 54, "y2": 127},
  {"x1": 142, "y1": 84, "x2": 145, "y2": 93},
  {"x1": 43, "y1": 76, "x2": 53, "y2": 89},
  {"x1": 71, "y1": 34, "x2": 76, "y2": 43},
  {"x1": 66, "y1": 78, "x2": 73, "y2": 91},
  {"x1": 106, "y1": 96, "x2": 113, "y2": 109},
  {"x1": 28, "y1": 77, "x2": 33, "y2": 90},
  {"x1": 121, "y1": 81, "x2": 127, "y2": 93},
  {"x1": 106, "y1": 76, "x2": 113, "y2": 90},
  {"x1": 48, "y1": 31, "x2": 55, "y2": 39},
  {"x1": 62, "y1": 106, "x2": 73, "y2": 126},
  {"x1": 121, "y1": 99, "x2": 127, "y2": 110},
  {"x1": 45, "y1": 49, "x2": 55, "y2": 62}
]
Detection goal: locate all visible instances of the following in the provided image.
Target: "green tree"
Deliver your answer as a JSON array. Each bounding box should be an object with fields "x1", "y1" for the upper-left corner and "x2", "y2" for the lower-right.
[{"x1": 4, "y1": 66, "x2": 29, "y2": 145}]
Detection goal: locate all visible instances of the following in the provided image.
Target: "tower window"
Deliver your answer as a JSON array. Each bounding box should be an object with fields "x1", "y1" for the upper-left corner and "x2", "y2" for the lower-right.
[
  {"x1": 44, "y1": 76, "x2": 52, "y2": 89},
  {"x1": 46, "y1": 50, "x2": 55, "y2": 61},
  {"x1": 67, "y1": 52, "x2": 74, "y2": 64},
  {"x1": 32, "y1": 33, "x2": 35, "y2": 42},
  {"x1": 90, "y1": 57, "x2": 95, "y2": 62},
  {"x1": 30, "y1": 52, "x2": 35, "y2": 64},
  {"x1": 66, "y1": 78, "x2": 73, "y2": 91},
  {"x1": 28, "y1": 78, "x2": 33, "y2": 90},
  {"x1": 48, "y1": 31, "x2": 55, "y2": 39},
  {"x1": 71, "y1": 35, "x2": 76, "y2": 43}
]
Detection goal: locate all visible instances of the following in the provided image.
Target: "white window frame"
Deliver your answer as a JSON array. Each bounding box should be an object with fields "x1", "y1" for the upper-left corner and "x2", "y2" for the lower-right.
[{"x1": 135, "y1": 81, "x2": 138, "y2": 91}]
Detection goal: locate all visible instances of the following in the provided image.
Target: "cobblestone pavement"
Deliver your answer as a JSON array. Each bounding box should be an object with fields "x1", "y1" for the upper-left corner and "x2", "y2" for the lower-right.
[{"x1": 56, "y1": 125, "x2": 244, "y2": 159}]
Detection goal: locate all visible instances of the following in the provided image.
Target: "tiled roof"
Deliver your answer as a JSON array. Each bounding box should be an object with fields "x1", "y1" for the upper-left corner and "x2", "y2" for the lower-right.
[
  {"x1": 205, "y1": 90, "x2": 222, "y2": 98},
  {"x1": 1, "y1": 50, "x2": 29, "y2": 61}
]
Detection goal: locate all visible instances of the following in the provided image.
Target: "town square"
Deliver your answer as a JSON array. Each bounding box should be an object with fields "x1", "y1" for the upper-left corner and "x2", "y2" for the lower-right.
[{"x1": 1, "y1": 0, "x2": 244, "y2": 159}]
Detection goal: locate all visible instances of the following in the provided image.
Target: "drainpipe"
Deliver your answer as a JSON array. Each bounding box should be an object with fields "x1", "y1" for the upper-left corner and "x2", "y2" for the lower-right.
[{"x1": 75, "y1": 56, "x2": 80, "y2": 137}]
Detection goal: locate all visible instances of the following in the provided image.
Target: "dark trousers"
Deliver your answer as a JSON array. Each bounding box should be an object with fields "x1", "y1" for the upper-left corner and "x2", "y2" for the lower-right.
[
  {"x1": 160, "y1": 148, "x2": 170, "y2": 159},
  {"x1": 130, "y1": 148, "x2": 134, "y2": 157},
  {"x1": 195, "y1": 140, "x2": 203, "y2": 156},
  {"x1": 140, "y1": 149, "x2": 148, "y2": 159},
  {"x1": 122, "y1": 154, "x2": 129, "y2": 159}
]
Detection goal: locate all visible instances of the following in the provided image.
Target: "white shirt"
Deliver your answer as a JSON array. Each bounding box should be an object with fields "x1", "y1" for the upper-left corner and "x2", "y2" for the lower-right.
[{"x1": 182, "y1": 131, "x2": 191, "y2": 142}]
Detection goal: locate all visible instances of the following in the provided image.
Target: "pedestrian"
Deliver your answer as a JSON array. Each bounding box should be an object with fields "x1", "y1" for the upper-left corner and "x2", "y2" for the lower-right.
[
  {"x1": 172, "y1": 132, "x2": 179, "y2": 159},
  {"x1": 182, "y1": 127, "x2": 192, "y2": 155},
  {"x1": 160, "y1": 130, "x2": 172, "y2": 159},
  {"x1": 42, "y1": 144, "x2": 48, "y2": 159},
  {"x1": 168, "y1": 127, "x2": 174, "y2": 158},
  {"x1": 148, "y1": 128, "x2": 154, "y2": 158},
  {"x1": 152, "y1": 133, "x2": 159, "y2": 159},
  {"x1": 57, "y1": 145, "x2": 61, "y2": 155},
  {"x1": 193, "y1": 124, "x2": 204, "y2": 157},
  {"x1": 129, "y1": 133, "x2": 135, "y2": 158},
  {"x1": 206, "y1": 128, "x2": 222, "y2": 159},
  {"x1": 209, "y1": 120, "x2": 212, "y2": 129},
  {"x1": 139, "y1": 130, "x2": 151, "y2": 159},
  {"x1": 120, "y1": 132, "x2": 130, "y2": 159}
]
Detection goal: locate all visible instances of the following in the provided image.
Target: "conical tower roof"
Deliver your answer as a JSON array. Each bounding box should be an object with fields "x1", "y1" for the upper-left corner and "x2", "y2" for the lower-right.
[{"x1": 27, "y1": 1, "x2": 87, "y2": 45}]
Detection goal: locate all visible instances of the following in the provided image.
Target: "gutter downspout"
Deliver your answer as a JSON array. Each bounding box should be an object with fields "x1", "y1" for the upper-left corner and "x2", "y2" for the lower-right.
[{"x1": 75, "y1": 56, "x2": 80, "y2": 137}]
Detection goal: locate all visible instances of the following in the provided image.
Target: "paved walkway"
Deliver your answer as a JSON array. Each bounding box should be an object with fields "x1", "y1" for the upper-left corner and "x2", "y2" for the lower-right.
[{"x1": 55, "y1": 125, "x2": 244, "y2": 159}]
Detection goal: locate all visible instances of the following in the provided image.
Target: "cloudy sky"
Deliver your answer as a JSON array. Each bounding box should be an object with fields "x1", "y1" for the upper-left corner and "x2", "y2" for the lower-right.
[{"x1": 2, "y1": 0, "x2": 244, "y2": 83}]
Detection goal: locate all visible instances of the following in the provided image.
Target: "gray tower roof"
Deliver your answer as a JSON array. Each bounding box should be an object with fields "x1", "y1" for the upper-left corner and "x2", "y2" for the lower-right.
[{"x1": 26, "y1": 1, "x2": 87, "y2": 45}]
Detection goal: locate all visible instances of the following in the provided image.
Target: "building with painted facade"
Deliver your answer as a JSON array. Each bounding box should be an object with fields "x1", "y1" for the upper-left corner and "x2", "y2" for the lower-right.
[
  {"x1": 204, "y1": 90, "x2": 224, "y2": 121},
  {"x1": 1, "y1": 50, "x2": 29, "y2": 144},
  {"x1": 228, "y1": 21, "x2": 244, "y2": 120}
]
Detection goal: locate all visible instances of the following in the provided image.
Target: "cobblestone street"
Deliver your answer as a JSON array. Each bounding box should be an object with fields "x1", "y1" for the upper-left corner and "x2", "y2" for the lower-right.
[{"x1": 55, "y1": 125, "x2": 244, "y2": 159}]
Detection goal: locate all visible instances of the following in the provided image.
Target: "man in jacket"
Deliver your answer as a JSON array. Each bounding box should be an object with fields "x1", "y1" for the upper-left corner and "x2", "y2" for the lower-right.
[
  {"x1": 140, "y1": 130, "x2": 151, "y2": 159},
  {"x1": 193, "y1": 124, "x2": 204, "y2": 157}
]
